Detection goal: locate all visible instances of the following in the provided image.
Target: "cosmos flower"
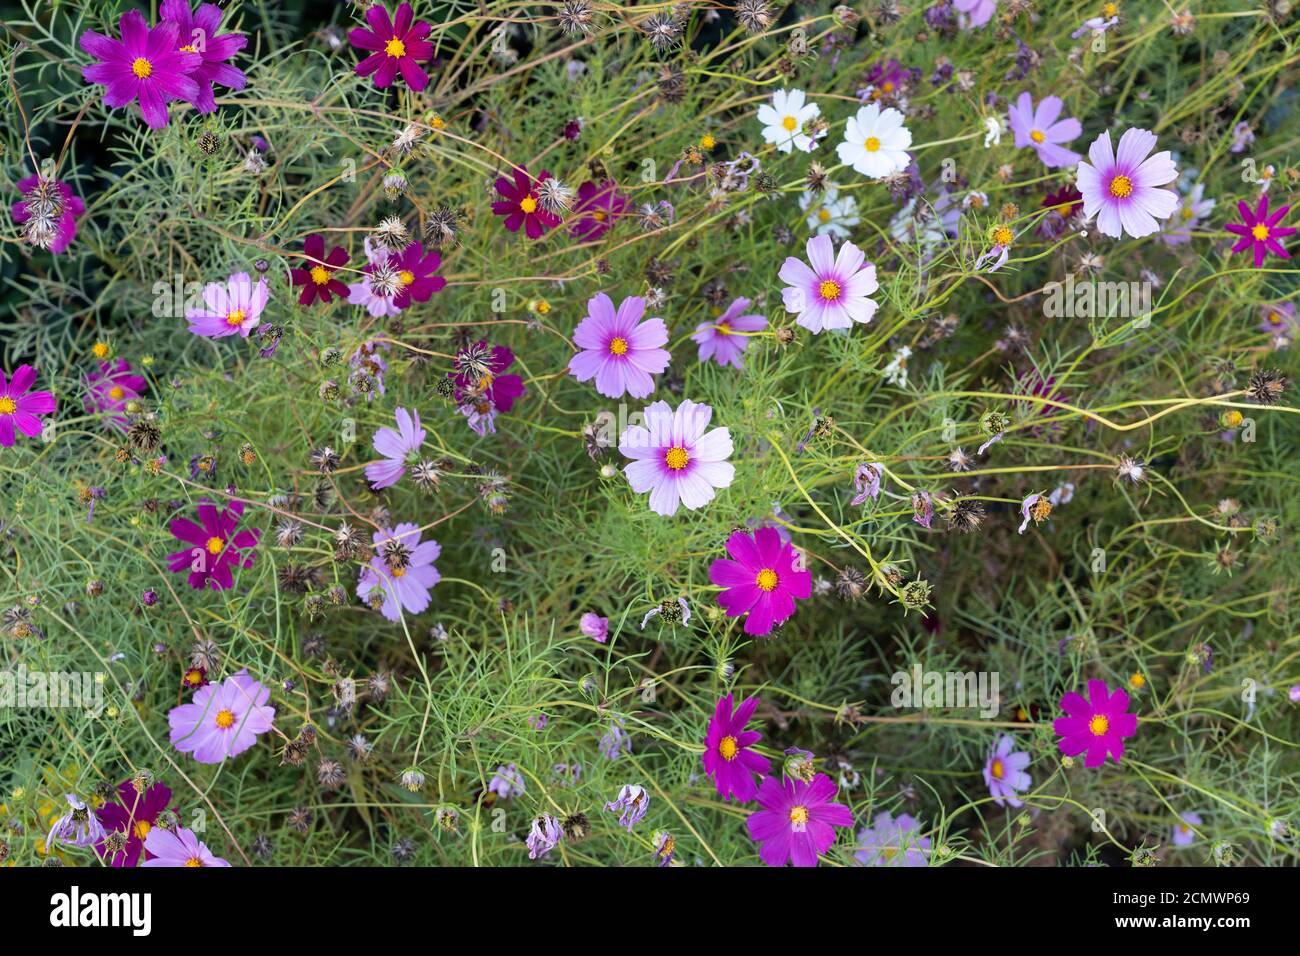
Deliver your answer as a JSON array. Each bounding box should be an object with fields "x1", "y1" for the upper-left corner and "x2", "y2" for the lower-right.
[
  {"x1": 168, "y1": 669, "x2": 275, "y2": 764},
  {"x1": 1226, "y1": 195, "x2": 1294, "y2": 267},
  {"x1": 0, "y1": 365, "x2": 55, "y2": 448},
  {"x1": 450, "y1": 342, "x2": 526, "y2": 435},
  {"x1": 1006, "y1": 92, "x2": 1081, "y2": 168},
  {"x1": 1017, "y1": 492, "x2": 1052, "y2": 534},
  {"x1": 1053, "y1": 679, "x2": 1138, "y2": 767},
  {"x1": 492, "y1": 166, "x2": 562, "y2": 238},
  {"x1": 580, "y1": 612, "x2": 609, "y2": 643},
  {"x1": 746, "y1": 773, "x2": 853, "y2": 867},
  {"x1": 1076, "y1": 128, "x2": 1178, "y2": 239},
  {"x1": 45, "y1": 794, "x2": 106, "y2": 853},
  {"x1": 84, "y1": 359, "x2": 146, "y2": 431},
  {"x1": 702, "y1": 693, "x2": 772, "y2": 801},
  {"x1": 1259, "y1": 301, "x2": 1297, "y2": 339},
  {"x1": 569, "y1": 293, "x2": 670, "y2": 399},
  {"x1": 347, "y1": 237, "x2": 405, "y2": 317},
  {"x1": 386, "y1": 241, "x2": 446, "y2": 307},
  {"x1": 604, "y1": 784, "x2": 649, "y2": 830},
  {"x1": 79, "y1": 10, "x2": 202, "y2": 129},
  {"x1": 837, "y1": 103, "x2": 912, "y2": 179},
  {"x1": 527, "y1": 814, "x2": 563, "y2": 859},
  {"x1": 570, "y1": 180, "x2": 629, "y2": 241},
  {"x1": 709, "y1": 527, "x2": 812, "y2": 636},
  {"x1": 799, "y1": 187, "x2": 860, "y2": 238},
  {"x1": 290, "y1": 233, "x2": 351, "y2": 305},
  {"x1": 95, "y1": 780, "x2": 173, "y2": 867},
  {"x1": 1161, "y1": 182, "x2": 1215, "y2": 246},
  {"x1": 757, "y1": 88, "x2": 821, "y2": 153},
  {"x1": 11, "y1": 173, "x2": 84, "y2": 254},
  {"x1": 854, "y1": 811, "x2": 931, "y2": 866},
  {"x1": 356, "y1": 523, "x2": 441, "y2": 622},
  {"x1": 618, "y1": 398, "x2": 734, "y2": 516},
  {"x1": 185, "y1": 271, "x2": 269, "y2": 338},
  {"x1": 365, "y1": 407, "x2": 425, "y2": 489},
  {"x1": 487, "y1": 764, "x2": 526, "y2": 799},
  {"x1": 953, "y1": 0, "x2": 997, "y2": 28},
  {"x1": 142, "y1": 825, "x2": 230, "y2": 867},
  {"x1": 983, "y1": 735, "x2": 1032, "y2": 808},
  {"x1": 779, "y1": 234, "x2": 879, "y2": 333},
  {"x1": 159, "y1": 0, "x2": 247, "y2": 113},
  {"x1": 1172, "y1": 811, "x2": 1203, "y2": 847},
  {"x1": 690, "y1": 296, "x2": 767, "y2": 369},
  {"x1": 166, "y1": 499, "x2": 261, "y2": 590},
  {"x1": 850, "y1": 462, "x2": 883, "y2": 505},
  {"x1": 349, "y1": 2, "x2": 434, "y2": 91}
]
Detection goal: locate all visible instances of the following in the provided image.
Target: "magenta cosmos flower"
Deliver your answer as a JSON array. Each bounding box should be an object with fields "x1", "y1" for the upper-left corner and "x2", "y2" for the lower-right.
[
  {"x1": 746, "y1": 773, "x2": 853, "y2": 867},
  {"x1": 186, "y1": 271, "x2": 269, "y2": 338},
  {"x1": 570, "y1": 180, "x2": 629, "y2": 241},
  {"x1": 0, "y1": 365, "x2": 56, "y2": 447},
  {"x1": 366, "y1": 406, "x2": 425, "y2": 489},
  {"x1": 779, "y1": 235, "x2": 879, "y2": 334},
  {"x1": 702, "y1": 693, "x2": 772, "y2": 802},
  {"x1": 159, "y1": 0, "x2": 247, "y2": 113},
  {"x1": 1076, "y1": 128, "x2": 1178, "y2": 239},
  {"x1": 143, "y1": 826, "x2": 229, "y2": 867},
  {"x1": 492, "y1": 166, "x2": 562, "y2": 238},
  {"x1": 290, "y1": 234, "x2": 351, "y2": 305},
  {"x1": 709, "y1": 527, "x2": 812, "y2": 636},
  {"x1": 12, "y1": 174, "x2": 84, "y2": 254},
  {"x1": 1006, "y1": 93, "x2": 1081, "y2": 168},
  {"x1": 450, "y1": 343, "x2": 526, "y2": 435},
  {"x1": 1053, "y1": 679, "x2": 1138, "y2": 767},
  {"x1": 168, "y1": 669, "x2": 275, "y2": 764},
  {"x1": 95, "y1": 780, "x2": 173, "y2": 867},
  {"x1": 357, "y1": 523, "x2": 441, "y2": 622},
  {"x1": 85, "y1": 358, "x2": 146, "y2": 430},
  {"x1": 569, "y1": 293, "x2": 670, "y2": 399},
  {"x1": 1226, "y1": 195, "x2": 1294, "y2": 267},
  {"x1": 166, "y1": 499, "x2": 261, "y2": 590},
  {"x1": 618, "y1": 399, "x2": 734, "y2": 516},
  {"x1": 387, "y1": 241, "x2": 446, "y2": 308},
  {"x1": 350, "y1": 2, "x2": 434, "y2": 91},
  {"x1": 80, "y1": 10, "x2": 202, "y2": 130},
  {"x1": 691, "y1": 296, "x2": 767, "y2": 369}
]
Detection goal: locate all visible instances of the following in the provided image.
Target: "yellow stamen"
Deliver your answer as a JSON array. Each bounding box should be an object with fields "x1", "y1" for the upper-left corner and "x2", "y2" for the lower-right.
[
  {"x1": 1108, "y1": 175, "x2": 1133, "y2": 199},
  {"x1": 990, "y1": 758, "x2": 1005, "y2": 779},
  {"x1": 864, "y1": 136, "x2": 881, "y2": 152},
  {"x1": 399, "y1": 270, "x2": 415, "y2": 286},
  {"x1": 1030, "y1": 129, "x2": 1045, "y2": 144},
  {"x1": 991, "y1": 225, "x2": 1014, "y2": 246},
  {"x1": 818, "y1": 279, "x2": 841, "y2": 301},
  {"x1": 1252, "y1": 224, "x2": 1270, "y2": 241},
  {"x1": 789, "y1": 805, "x2": 809, "y2": 826},
  {"x1": 782, "y1": 115, "x2": 797, "y2": 131},
  {"x1": 385, "y1": 37, "x2": 407, "y2": 58},
  {"x1": 133, "y1": 820, "x2": 152, "y2": 840},
  {"x1": 664, "y1": 446, "x2": 689, "y2": 470},
  {"x1": 215, "y1": 708, "x2": 235, "y2": 729},
  {"x1": 205, "y1": 536, "x2": 225, "y2": 555},
  {"x1": 184, "y1": 857, "x2": 203, "y2": 867},
  {"x1": 225, "y1": 308, "x2": 246, "y2": 327},
  {"x1": 519, "y1": 196, "x2": 537, "y2": 214},
  {"x1": 131, "y1": 57, "x2": 152, "y2": 79},
  {"x1": 817, "y1": 208, "x2": 831, "y2": 222},
  {"x1": 309, "y1": 265, "x2": 330, "y2": 285},
  {"x1": 718, "y1": 735, "x2": 738, "y2": 760},
  {"x1": 608, "y1": 337, "x2": 629, "y2": 356},
  {"x1": 108, "y1": 386, "x2": 125, "y2": 401},
  {"x1": 1089, "y1": 714, "x2": 1110, "y2": 736},
  {"x1": 755, "y1": 568, "x2": 779, "y2": 592}
]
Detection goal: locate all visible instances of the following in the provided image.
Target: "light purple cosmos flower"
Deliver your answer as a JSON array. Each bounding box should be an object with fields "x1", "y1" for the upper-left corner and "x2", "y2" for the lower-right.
[
  {"x1": 708, "y1": 527, "x2": 812, "y2": 636},
  {"x1": 779, "y1": 235, "x2": 879, "y2": 334},
  {"x1": 142, "y1": 825, "x2": 230, "y2": 867},
  {"x1": 487, "y1": 763, "x2": 525, "y2": 799},
  {"x1": 984, "y1": 734, "x2": 1032, "y2": 807},
  {"x1": 84, "y1": 359, "x2": 146, "y2": 431},
  {"x1": 954, "y1": 0, "x2": 996, "y2": 28},
  {"x1": 702, "y1": 693, "x2": 772, "y2": 801},
  {"x1": 1076, "y1": 128, "x2": 1178, "y2": 239},
  {"x1": 850, "y1": 462, "x2": 883, "y2": 505},
  {"x1": 168, "y1": 669, "x2": 275, "y2": 764},
  {"x1": 1161, "y1": 182, "x2": 1215, "y2": 246},
  {"x1": 80, "y1": 10, "x2": 202, "y2": 130},
  {"x1": 618, "y1": 399, "x2": 734, "y2": 516},
  {"x1": 604, "y1": 784, "x2": 649, "y2": 830},
  {"x1": 580, "y1": 612, "x2": 609, "y2": 643},
  {"x1": 365, "y1": 407, "x2": 425, "y2": 489},
  {"x1": 45, "y1": 794, "x2": 106, "y2": 853},
  {"x1": 1260, "y1": 301, "x2": 1297, "y2": 339},
  {"x1": 747, "y1": 773, "x2": 853, "y2": 867},
  {"x1": 1230, "y1": 121, "x2": 1255, "y2": 154},
  {"x1": 356, "y1": 523, "x2": 441, "y2": 622},
  {"x1": 569, "y1": 293, "x2": 670, "y2": 399},
  {"x1": 159, "y1": 0, "x2": 247, "y2": 113},
  {"x1": 186, "y1": 272, "x2": 269, "y2": 338},
  {"x1": 1072, "y1": 14, "x2": 1118, "y2": 38},
  {"x1": 347, "y1": 237, "x2": 405, "y2": 318},
  {"x1": 691, "y1": 297, "x2": 767, "y2": 369},
  {"x1": 1006, "y1": 93, "x2": 1081, "y2": 168},
  {"x1": 1054, "y1": 679, "x2": 1138, "y2": 767},
  {"x1": 912, "y1": 489, "x2": 934, "y2": 528},
  {"x1": 527, "y1": 814, "x2": 562, "y2": 859},
  {"x1": 855, "y1": 811, "x2": 932, "y2": 866},
  {"x1": 1018, "y1": 492, "x2": 1052, "y2": 534},
  {"x1": 599, "y1": 720, "x2": 632, "y2": 760},
  {"x1": 1172, "y1": 811, "x2": 1202, "y2": 847},
  {"x1": 166, "y1": 499, "x2": 260, "y2": 591},
  {"x1": 0, "y1": 364, "x2": 57, "y2": 447},
  {"x1": 11, "y1": 173, "x2": 84, "y2": 254}
]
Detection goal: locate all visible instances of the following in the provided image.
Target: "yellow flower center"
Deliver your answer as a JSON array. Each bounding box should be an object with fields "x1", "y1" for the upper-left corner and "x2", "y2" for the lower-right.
[
  {"x1": 184, "y1": 856, "x2": 203, "y2": 867},
  {"x1": 782, "y1": 115, "x2": 798, "y2": 131},
  {"x1": 309, "y1": 265, "x2": 330, "y2": 285},
  {"x1": 789, "y1": 805, "x2": 809, "y2": 826},
  {"x1": 1030, "y1": 129, "x2": 1045, "y2": 144},
  {"x1": 1181, "y1": 206, "x2": 1195, "y2": 221},
  {"x1": 991, "y1": 226, "x2": 1014, "y2": 246},
  {"x1": 1267, "y1": 311, "x2": 1283, "y2": 326},
  {"x1": 1103, "y1": 2, "x2": 1118, "y2": 16},
  {"x1": 716, "y1": 322, "x2": 731, "y2": 335},
  {"x1": 390, "y1": 565, "x2": 407, "y2": 578},
  {"x1": 719, "y1": 735, "x2": 738, "y2": 760},
  {"x1": 109, "y1": 386, "x2": 125, "y2": 401},
  {"x1": 0, "y1": 397, "x2": 14, "y2": 415},
  {"x1": 882, "y1": 81, "x2": 895, "y2": 93},
  {"x1": 225, "y1": 308, "x2": 246, "y2": 327},
  {"x1": 1252, "y1": 224, "x2": 1270, "y2": 241},
  {"x1": 519, "y1": 196, "x2": 538, "y2": 214},
  {"x1": 608, "y1": 336, "x2": 629, "y2": 356},
  {"x1": 1108, "y1": 175, "x2": 1133, "y2": 198},
  {"x1": 399, "y1": 270, "x2": 415, "y2": 286},
  {"x1": 592, "y1": 210, "x2": 607, "y2": 222},
  {"x1": 700, "y1": 134, "x2": 716, "y2": 149},
  {"x1": 131, "y1": 57, "x2": 152, "y2": 79},
  {"x1": 864, "y1": 136, "x2": 881, "y2": 152},
  {"x1": 1089, "y1": 714, "x2": 1110, "y2": 736},
  {"x1": 215, "y1": 708, "x2": 236, "y2": 729},
  {"x1": 205, "y1": 536, "x2": 225, "y2": 555},
  {"x1": 664, "y1": 446, "x2": 689, "y2": 470},
  {"x1": 817, "y1": 208, "x2": 831, "y2": 223},
  {"x1": 179, "y1": 44, "x2": 196, "y2": 53},
  {"x1": 133, "y1": 820, "x2": 152, "y2": 840},
  {"x1": 92, "y1": 342, "x2": 109, "y2": 358},
  {"x1": 990, "y1": 758, "x2": 1005, "y2": 779},
  {"x1": 755, "y1": 568, "x2": 779, "y2": 592},
  {"x1": 385, "y1": 37, "x2": 407, "y2": 58},
  {"x1": 818, "y1": 279, "x2": 842, "y2": 301}
]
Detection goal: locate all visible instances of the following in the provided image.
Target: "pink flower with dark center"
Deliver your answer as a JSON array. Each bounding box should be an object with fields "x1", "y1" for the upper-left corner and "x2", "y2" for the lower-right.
[
  {"x1": 166, "y1": 499, "x2": 261, "y2": 591},
  {"x1": 691, "y1": 296, "x2": 767, "y2": 369},
  {"x1": 1053, "y1": 679, "x2": 1138, "y2": 767},
  {"x1": 84, "y1": 359, "x2": 147, "y2": 431},
  {"x1": 570, "y1": 180, "x2": 629, "y2": 241},
  {"x1": 80, "y1": 9, "x2": 202, "y2": 129},
  {"x1": 159, "y1": 0, "x2": 247, "y2": 113},
  {"x1": 569, "y1": 293, "x2": 670, "y2": 399},
  {"x1": 1226, "y1": 195, "x2": 1294, "y2": 267},
  {"x1": 492, "y1": 166, "x2": 562, "y2": 238},
  {"x1": 1006, "y1": 92, "x2": 1081, "y2": 168},
  {"x1": 702, "y1": 693, "x2": 772, "y2": 802},
  {"x1": 349, "y1": 2, "x2": 434, "y2": 91},
  {"x1": 1075, "y1": 128, "x2": 1178, "y2": 239},
  {"x1": 709, "y1": 527, "x2": 812, "y2": 636},
  {"x1": 167, "y1": 669, "x2": 275, "y2": 764},
  {"x1": 747, "y1": 773, "x2": 853, "y2": 867},
  {"x1": 0, "y1": 365, "x2": 56, "y2": 448}
]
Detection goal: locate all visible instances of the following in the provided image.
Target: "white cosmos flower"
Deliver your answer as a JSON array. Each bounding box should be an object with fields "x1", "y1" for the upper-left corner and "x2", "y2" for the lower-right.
[
  {"x1": 798, "y1": 187, "x2": 860, "y2": 238},
  {"x1": 837, "y1": 103, "x2": 912, "y2": 179},
  {"x1": 757, "y1": 88, "x2": 821, "y2": 154}
]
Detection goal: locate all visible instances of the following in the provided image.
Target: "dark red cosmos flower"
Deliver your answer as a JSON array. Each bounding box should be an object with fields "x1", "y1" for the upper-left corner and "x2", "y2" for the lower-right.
[
  {"x1": 182, "y1": 665, "x2": 208, "y2": 691},
  {"x1": 290, "y1": 233, "x2": 350, "y2": 305},
  {"x1": 349, "y1": 2, "x2": 434, "y2": 92},
  {"x1": 95, "y1": 780, "x2": 174, "y2": 867},
  {"x1": 1042, "y1": 184, "x2": 1083, "y2": 219},
  {"x1": 570, "y1": 180, "x2": 629, "y2": 242},
  {"x1": 492, "y1": 166, "x2": 562, "y2": 239},
  {"x1": 389, "y1": 241, "x2": 446, "y2": 308}
]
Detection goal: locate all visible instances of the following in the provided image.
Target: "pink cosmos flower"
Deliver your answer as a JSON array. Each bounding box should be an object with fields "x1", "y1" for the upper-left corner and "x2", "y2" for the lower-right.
[
  {"x1": 365, "y1": 406, "x2": 425, "y2": 489},
  {"x1": 983, "y1": 734, "x2": 1032, "y2": 807},
  {"x1": 185, "y1": 271, "x2": 269, "y2": 338},
  {"x1": 94, "y1": 780, "x2": 173, "y2": 867},
  {"x1": 746, "y1": 773, "x2": 853, "y2": 867},
  {"x1": 1226, "y1": 195, "x2": 1294, "y2": 267},
  {"x1": 1006, "y1": 93, "x2": 1081, "y2": 168},
  {"x1": 0, "y1": 365, "x2": 57, "y2": 447},
  {"x1": 618, "y1": 399, "x2": 734, "y2": 516},
  {"x1": 357, "y1": 523, "x2": 441, "y2": 622},
  {"x1": 168, "y1": 669, "x2": 275, "y2": 764},
  {"x1": 779, "y1": 234, "x2": 879, "y2": 333},
  {"x1": 702, "y1": 693, "x2": 772, "y2": 802},
  {"x1": 1161, "y1": 183, "x2": 1215, "y2": 246},
  {"x1": 569, "y1": 293, "x2": 670, "y2": 399},
  {"x1": 854, "y1": 811, "x2": 931, "y2": 866},
  {"x1": 84, "y1": 359, "x2": 147, "y2": 431},
  {"x1": 954, "y1": 0, "x2": 996, "y2": 28},
  {"x1": 691, "y1": 296, "x2": 767, "y2": 369},
  {"x1": 11, "y1": 174, "x2": 84, "y2": 254},
  {"x1": 166, "y1": 499, "x2": 261, "y2": 590},
  {"x1": 570, "y1": 180, "x2": 629, "y2": 241},
  {"x1": 580, "y1": 612, "x2": 609, "y2": 643},
  {"x1": 159, "y1": 0, "x2": 247, "y2": 113},
  {"x1": 1075, "y1": 128, "x2": 1178, "y2": 239},
  {"x1": 80, "y1": 10, "x2": 202, "y2": 129},
  {"x1": 1053, "y1": 679, "x2": 1138, "y2": 767},
  {"x1": 709, "y1": 527, "x2": 812, "y2": 636},
  {"x1": 492, "y1": 166, "x2": 562, "y2": 238},
  {"x1": 347, "y1": 237, "x2": 405, "y2": 318},
  {"x1": 387, "y1": 241, "x2": 446, "y2": 308},
  {"x1": 1172, "y1": 811, "x2": 1202, "y2": 847},
  {"x1": 142, "y1": 826, "x2": 230, "y2": 867},
  {"x1": 350, "y1": 2, "x2": 434, "y2": 91}
]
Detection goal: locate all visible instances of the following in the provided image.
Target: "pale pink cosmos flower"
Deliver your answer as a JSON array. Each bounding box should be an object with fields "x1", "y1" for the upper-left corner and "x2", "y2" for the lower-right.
[
  {"x1": 619, "y1": 399, "x2": 734, "y2": 516},
  {"x1": 168, "y1": 669, "x2": 275, "y2": 764},
  {"x1": 186, "y1": 271, "x2": 269, "y2": 338},
  {"x1": 779, "y1": 235, "x2": 878, "y2": 334},
  {"x1": 569, "y1": 293, "x2": 670, "y2": 399},
  {"x1": 1076, "y1": 128, "x2": 1178, "y2": 239},
  {"x1": 1006, "y1": 93, "x2": 1081, "y2": 168}
]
